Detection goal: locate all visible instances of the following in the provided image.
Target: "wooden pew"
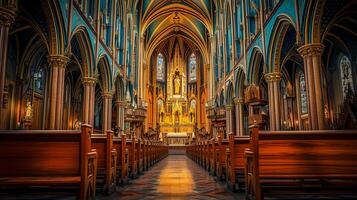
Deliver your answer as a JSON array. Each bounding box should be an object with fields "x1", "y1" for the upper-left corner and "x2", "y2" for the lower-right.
[
  {"x1": 0, "y1": 124, "x2": 97, "y2": 199},
  {"x1": 205, "y1": 141, "x2": 210, "y2": 171},
  {"x1": 215, "y1": 137, "x2": 229, "y2": 181},
  {"x1": 245, "y1": 127, "x2": 357, "y2": 200},
  {"x1": 113, "y1": 133, "x2": 128, "y2": 185},
  {"x1": 91, "y1": 130, "x2": 117, "y2": 194},
  {"x1": 226, "y1": 133, "x2": 250, "y2": 191},
  {"x1": 142, "y1": 140, "x2": 148, "y2": 171},
  {"x1": 137, "y1": 139, "x2": 143, "y2": 174},
  {"x1": 210, "y1": 140, "x2": 217, "y2": 175},
  {"x1": 126, "y1": 137, "x2": 137, "y2": 179}
]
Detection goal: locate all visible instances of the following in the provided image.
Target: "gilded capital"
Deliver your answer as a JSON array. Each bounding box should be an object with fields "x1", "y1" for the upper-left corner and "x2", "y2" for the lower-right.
[
  {"x1": 264, "y1": 72, "x2": 282, "y2": 82},
  {"x1": 233, "y1": 97, "x2": 244, "y2": 105},
  {"x1": 48, "y1": 55, "x2": 69, "y2": 68},
  {"x1": 225, "y1": 104, "x2": 233, "y2": 110},
  {"x1": 82, "y1": 77, "x2": 97, "y2": 86},
  {"x1": 102, "y1": 91, "x2": 113, "y2": 99},
  {"x1": 297, "y1": 43, "x2": 324, "y2": 58}
]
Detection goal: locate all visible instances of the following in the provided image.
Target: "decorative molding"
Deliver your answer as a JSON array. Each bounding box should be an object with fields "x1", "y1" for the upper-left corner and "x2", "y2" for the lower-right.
[
  {"x1": 225, "y1": 104, "x2": 233, "y2": 110},
  {"x1": 82, "y1": 77, "x2": 97, "y2": 86},
  {"x1": 233, "y1": 97, "x2": 244, "y2": 105},
  {"x1": 264, "y1": 72, "x2": 282, "y2": 82},
  {"x1": 297, "y1": 43, "x2": 324, "y2": 58},
  {"x1": 48, "y1": 55, "x2": 69, "y2": 68},
  {"x1": 102, "y1": 91, "x2": 113, "y2": 99}
]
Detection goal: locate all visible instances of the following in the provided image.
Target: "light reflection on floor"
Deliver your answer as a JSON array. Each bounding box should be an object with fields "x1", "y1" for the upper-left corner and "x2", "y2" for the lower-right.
[
  {"x1": 156, "y1": 158, "x2": 195, "y2": 196},
  {"x1": 101, "y1": 155, "x2": 241, "y2": 200}
]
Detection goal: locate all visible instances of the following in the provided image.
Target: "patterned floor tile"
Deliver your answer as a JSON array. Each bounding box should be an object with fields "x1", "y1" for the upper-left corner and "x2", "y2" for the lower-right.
[{"x1": 100, "y1": 155, "x2": 243, "y2": 200}]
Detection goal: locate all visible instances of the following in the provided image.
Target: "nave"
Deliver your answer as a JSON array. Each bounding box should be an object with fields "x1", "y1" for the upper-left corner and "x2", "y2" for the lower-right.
[
  {"x1": 1, "y1": 0, "x2": 357, "y2": 199},
  {"x1": 100, "y1": 155, "x2": 239, "y2": 200}
]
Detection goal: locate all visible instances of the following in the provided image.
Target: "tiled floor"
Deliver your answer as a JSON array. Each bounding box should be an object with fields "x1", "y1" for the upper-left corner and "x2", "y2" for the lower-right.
[{"x1": 100, "y1": 155, "x2": 243, "y2": 200}]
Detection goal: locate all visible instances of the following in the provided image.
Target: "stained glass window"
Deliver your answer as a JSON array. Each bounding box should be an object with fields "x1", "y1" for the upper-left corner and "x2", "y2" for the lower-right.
[
  {"x1": 189, "y1": 53, "x2": 197, "y2": 82},
  {"x1": 340, "y1": 56, "x2": 354, "y2": 99},
  {"x1": 299, "y1": 73, "x2": 307, "y2": 114},
  {"x1": 34, "y1": 68, "x2": 45, "y2": 94},
  {"x1": 157, "y1": 53, "x2": 164, "y2": 81}
]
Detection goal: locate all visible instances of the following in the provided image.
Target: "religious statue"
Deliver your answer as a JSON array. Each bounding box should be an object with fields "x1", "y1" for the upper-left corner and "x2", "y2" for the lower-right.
[{"x1": 174, "y1": 75, "x2": 181, "y2": 95}]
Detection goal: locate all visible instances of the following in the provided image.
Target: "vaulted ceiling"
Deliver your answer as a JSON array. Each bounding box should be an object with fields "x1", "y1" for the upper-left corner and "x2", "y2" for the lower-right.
[{"x1": 135, "y1": 0, "x2": 217, "y2": 62}]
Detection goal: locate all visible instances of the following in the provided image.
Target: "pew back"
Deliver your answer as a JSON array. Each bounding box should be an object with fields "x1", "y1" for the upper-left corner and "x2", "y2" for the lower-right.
[{"x1": 0, "y1": 131, "x2": 81, "y2": 177}]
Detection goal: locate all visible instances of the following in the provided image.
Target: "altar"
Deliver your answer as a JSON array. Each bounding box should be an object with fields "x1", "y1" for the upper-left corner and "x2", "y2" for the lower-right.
[{"x1": 157, "y1": 44, "x2": 196, "y2": 134}]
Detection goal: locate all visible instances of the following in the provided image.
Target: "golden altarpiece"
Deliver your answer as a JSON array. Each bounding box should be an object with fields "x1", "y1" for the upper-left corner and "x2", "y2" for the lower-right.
[{"x1": 158, "y1": 45, "x2": 196, "y2": 146}]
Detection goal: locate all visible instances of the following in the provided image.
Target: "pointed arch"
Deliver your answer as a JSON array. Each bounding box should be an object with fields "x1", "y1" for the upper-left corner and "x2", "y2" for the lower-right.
[
  {"x1": 226, "y1": 80, "x2": 234, "y2": 105},
  {"x1": 267, "y1": 15, "x2": 296, "y2": 73},
  {"x1": 97, "y1": 55, "x2": 112, "y2": 92},
  {"x1": 70, "y1": 26, "x2": 95, "y2": 77}
]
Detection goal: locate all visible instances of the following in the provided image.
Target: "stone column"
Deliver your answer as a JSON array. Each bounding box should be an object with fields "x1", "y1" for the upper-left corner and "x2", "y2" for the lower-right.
[
  {"x1": 47, "y1": 55, "x2": 69, "y2": 130},
  {"x1": 265, "y1": 72, "x2": 282, "y2": 131},
  {"x1": 82, "y1": 77, "x2": 96, "y2": 125},
  {"x1": 0, "y1": 6, "x2": 16, "y2": 117},
  {"x1": 115, "y1": 100, "x2": 125, "y2": 133},
  {"x1": 225, "y1": 104, "x2": 233, "y2": 136},
  {"x1": 102, "y1": 92, "x2": 113, "y2": 132},
  {"x1": 298, "y1": 44, "x2": 325, "y2": 130},
  {"x1": 234, "y1": 98, "x2": 244, "y2": 136}
]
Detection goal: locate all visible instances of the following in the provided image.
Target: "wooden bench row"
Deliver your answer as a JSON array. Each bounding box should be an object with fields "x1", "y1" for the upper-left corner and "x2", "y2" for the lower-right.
[
  {"x1": 187, "y1": 128, "x2": 357, "y2": 199},
  {"x1": 0, "y1": 125, "x2": 168, "y2": 199}
]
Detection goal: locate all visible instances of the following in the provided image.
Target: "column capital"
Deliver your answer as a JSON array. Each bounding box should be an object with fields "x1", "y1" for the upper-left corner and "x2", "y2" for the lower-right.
[
  {"x1": 48, "y1": 55, "x2": 69, "y2": 68},
  {"x1": 297, "y1": 43, "x2": 324, "y2": 58},
  {"x1": 0, "y1": 7, "x2": 17, "y2": 27},
  {"x1": 233, "y1": 97, "x2": 244, "y2": 105},
  {"x1": 225, "y1": 104, "x2": 233, "y2": 110},
  {"x1": 115, "y1": 100, "x2": 126, "y2": 107},
  {"x1": 264, "y1": 72, "x2": 282, "y2": 82},
  {"x1": 82, "y1": 77, "x2": 97, "y2": 86},
  {"x1": 102, "y1": 91, "x2": 113, "y2": 99}
]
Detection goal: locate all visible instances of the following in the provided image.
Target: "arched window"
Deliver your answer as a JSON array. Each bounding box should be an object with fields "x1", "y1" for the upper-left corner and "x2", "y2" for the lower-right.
[
  {"x1": 189, "y1": 53, "x2": 197, "y2": 82},
  {"x1": 157, "y1": 53, "x2": 164, "y2": 81},
  {"x1": 340, "y1": 56, "x2": 354, "y2": 99},
  {"x1": 299, "y1": 73, "x2": 308, "y2": 114},
  {"x1": 33, "y1": 68, "x2": 45, "y2": 94}
]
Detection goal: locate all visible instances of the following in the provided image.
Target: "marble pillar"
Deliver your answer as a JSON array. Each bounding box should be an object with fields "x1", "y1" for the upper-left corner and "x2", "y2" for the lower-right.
[
  {"x1": 225, "y1": 104, "x2": 233, "y2": 136},
  {"x1": 116, "y1": 100, "x2": 125, "y2": 133},
  {"x1": 102, "y1": 92, "x2": 113, "y2": 132},
  {"x1": 298, "y1": 44, "x2": 325, "y2": 130},
  {"x1": 82, "y1": 77, "x2": 96, "y2": 125},
  {"x1": 265, "y1": 72, "x2": 282, "y2": 131},
  {"x1": 47, "y1": 55, "x2": 69, "y2": 130},
  {"x1": 233, "y1": 98, "x2": 244, "y2": 136}
]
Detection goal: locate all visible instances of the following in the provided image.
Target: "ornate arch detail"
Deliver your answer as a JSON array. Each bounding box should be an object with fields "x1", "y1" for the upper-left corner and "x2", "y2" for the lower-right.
[
  {"x1": 304, "y1": 0, "x2": 325, "y2": 43},
  {"x1": 267, "y1": 15, "x2": 296, "y2": 73},
  {"x1": 226, "y1": 80, "x2": 234, "y2": 105},
  {"x1": 42, "y1": 0, "x2": 65, "y2": 55},
  {"x1": 247, "y1": 47, "x2": 264, "y2": 84},
  {"x1": 97, "y1": 55, "x2": 112, "y2": 92},
  {"x1": 70, "y1": 26, "x2": 95, "y2": 77},
  {"x1": 234, "y1": 67, "x2": 246, "y2": 99}
]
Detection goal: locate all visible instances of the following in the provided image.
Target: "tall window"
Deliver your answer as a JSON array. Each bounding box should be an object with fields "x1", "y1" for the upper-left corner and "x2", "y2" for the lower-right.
[
  {"x1": 299, "y1": 73, "x2": 308, "y2": 114},
  {"x1": 189, "y1": 53, "x2": 197, "y2": 82},
  {"x1": 157, "y1": 53, "x2": 164, "y2": 81},
  {"x1": 340, "y1": 56, "x2": 354, "y2": 99},
  {"x1": 33, "y1": 68, "x2": 45, "y2": 94}
]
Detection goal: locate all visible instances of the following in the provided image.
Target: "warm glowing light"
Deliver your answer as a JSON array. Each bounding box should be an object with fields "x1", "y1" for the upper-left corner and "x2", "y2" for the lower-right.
[{"x1": 157, "y1": 159, "x2": 195, "y2": 196}]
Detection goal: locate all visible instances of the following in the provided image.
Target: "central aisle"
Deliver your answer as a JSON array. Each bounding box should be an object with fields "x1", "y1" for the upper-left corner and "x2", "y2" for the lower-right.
[{"x1": 102, "y1": 155, "x2": 242, "y2": 200}]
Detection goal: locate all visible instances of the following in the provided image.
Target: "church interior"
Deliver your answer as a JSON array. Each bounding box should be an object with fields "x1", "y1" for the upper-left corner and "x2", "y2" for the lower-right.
[{"x1": 0, "y1": 0, "x2": 357, "y2": 199}]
